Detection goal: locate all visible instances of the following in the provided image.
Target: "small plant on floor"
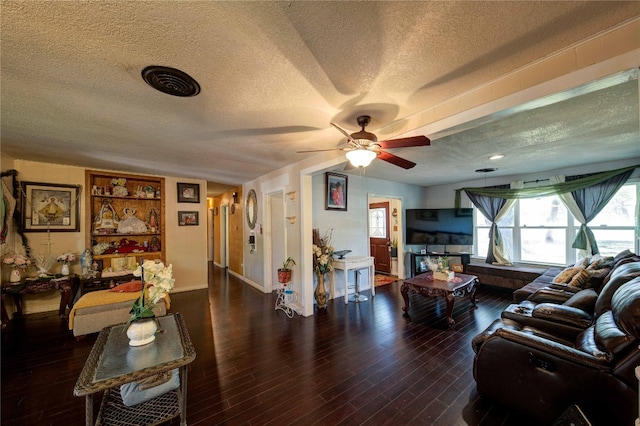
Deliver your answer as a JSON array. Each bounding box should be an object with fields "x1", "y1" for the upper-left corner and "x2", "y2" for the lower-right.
[{"x1": 278, "y1": 257, "x2": 296, "y2": 284}]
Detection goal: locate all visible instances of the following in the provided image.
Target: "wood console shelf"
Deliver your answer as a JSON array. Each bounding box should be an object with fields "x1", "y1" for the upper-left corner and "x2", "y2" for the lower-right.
[{"x1": 85, "y1": 170, "x2": 165, "y2": 273}]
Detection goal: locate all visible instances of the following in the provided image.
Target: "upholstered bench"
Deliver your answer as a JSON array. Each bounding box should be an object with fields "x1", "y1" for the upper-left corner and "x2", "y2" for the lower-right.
[{"x1": 69, "y1": 289, "x2": 168, "y2": 338}]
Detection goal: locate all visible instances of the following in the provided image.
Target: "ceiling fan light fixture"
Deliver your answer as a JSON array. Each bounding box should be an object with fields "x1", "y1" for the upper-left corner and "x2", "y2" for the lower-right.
[
  {"x1": 489, "y1": 154, "x2": 504, "y2": 160},
  {"x1": 346, "y1": 149, "x2": 377, "y2": 168}
]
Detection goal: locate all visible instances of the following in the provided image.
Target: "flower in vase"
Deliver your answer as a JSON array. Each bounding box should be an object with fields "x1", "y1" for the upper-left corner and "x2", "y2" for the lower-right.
[
  {"x1": 2, "y1": 254, "x2": 32, "y2": 269},
  {"x1": 312, "y1": 228, "x2": 334, "y2": 275},
  {"x1": 129, "y1": 259, "x2": 174, "y2": 323},
  {"x1": 56, "y1": 252, "x2": 76, "y2": 264}
]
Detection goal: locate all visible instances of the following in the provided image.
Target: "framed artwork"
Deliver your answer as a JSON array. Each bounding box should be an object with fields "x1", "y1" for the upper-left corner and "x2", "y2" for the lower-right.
[
  {"x1": 178, "y1": 211, "x2": 199, "y2": 226},
  {"x1": 21, "y1": 181, "x2": 81, "y2": 232},
  {"x1": 177, "y1": 182, "x2": 200, "y2": 203},
  {"x1": 325, "y1": 172, "x2": 347, "y2": 211}
]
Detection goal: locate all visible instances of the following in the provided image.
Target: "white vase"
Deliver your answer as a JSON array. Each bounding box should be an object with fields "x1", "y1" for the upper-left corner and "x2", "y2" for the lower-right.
[
  {"x1": 61, "y1": 263, "x2": 70, "y2": 276},
  {"x1": 126, "y1": 318, "x2": 158, "y2": 346},
  {"x1": 10, "y1": 268, "x2": 21, "y2": 282}
]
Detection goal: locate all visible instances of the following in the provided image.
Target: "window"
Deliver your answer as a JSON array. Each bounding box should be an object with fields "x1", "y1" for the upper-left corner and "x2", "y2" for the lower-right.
[
  {"x1": 474, "y1": 181, "x2": 638, "y2": 265},
  {"x1": 369, "y1": 208, "x2": 387, "y2": 238}
]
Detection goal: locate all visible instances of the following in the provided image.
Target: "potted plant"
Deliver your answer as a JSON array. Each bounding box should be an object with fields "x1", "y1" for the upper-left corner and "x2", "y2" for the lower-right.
[
  {"x1": 277, "y1": 257, "x2": 296, "y2": 284},
  {"x1": 390, "y1": 238, "x2": 398, "y2": 258}
]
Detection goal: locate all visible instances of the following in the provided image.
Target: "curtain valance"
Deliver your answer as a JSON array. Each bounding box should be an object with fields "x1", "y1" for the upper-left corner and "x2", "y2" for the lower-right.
[{"x1": 455, "y1": 165, "x2": 638, "y2": 208}]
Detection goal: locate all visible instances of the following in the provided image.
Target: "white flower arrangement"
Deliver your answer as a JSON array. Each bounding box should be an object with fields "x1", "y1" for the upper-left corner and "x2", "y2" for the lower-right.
[
  {"x1": 130, "y1": 259, "x2": 175, "y2": 321},
  {"x1": 3, "y1": 254, "x2": 32, "y2": 268},
  {"x1": 56, "y1": 252, "x2": 76, "y2": 263}
]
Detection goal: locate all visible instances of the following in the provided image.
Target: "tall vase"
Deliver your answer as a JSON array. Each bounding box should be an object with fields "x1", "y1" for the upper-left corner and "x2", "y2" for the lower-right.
[
  {"x1": 126, "y1": 318, "x2": 158, "y2": 346},
  {"x1": 10, "y1": 267, "x2": 21, "y2": 282},
  {"x1": 61, "y1": 263, "x2": 70, "y2": 276},
  {"x1": 314, "y1": 273, "x2": 328, "y2": 309}
]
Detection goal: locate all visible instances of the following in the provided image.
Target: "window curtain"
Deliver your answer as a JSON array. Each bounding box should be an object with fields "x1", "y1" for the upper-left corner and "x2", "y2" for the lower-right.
[
  {"x1": 551, "y1": 168, "x2": 634, "y2": 256},
  {"x1": 465, "y1": 181, "x2": 523, "y2": 265}
]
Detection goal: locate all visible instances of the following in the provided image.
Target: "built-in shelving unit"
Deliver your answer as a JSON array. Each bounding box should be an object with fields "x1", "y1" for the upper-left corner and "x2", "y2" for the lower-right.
[{"x1": 85, "y1": 170, "x2": 165, "y2": 272}]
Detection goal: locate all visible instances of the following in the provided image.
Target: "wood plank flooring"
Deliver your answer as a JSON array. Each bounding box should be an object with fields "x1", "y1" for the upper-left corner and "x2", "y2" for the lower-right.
[{"x1": 2, "y1": 265, "x2": 539, "y2": 425}]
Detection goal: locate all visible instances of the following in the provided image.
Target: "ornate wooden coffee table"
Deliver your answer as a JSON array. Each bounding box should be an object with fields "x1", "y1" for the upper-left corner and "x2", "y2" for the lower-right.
[{"x1": 401, "y1": 272, "x2": 478, "y2": 328}]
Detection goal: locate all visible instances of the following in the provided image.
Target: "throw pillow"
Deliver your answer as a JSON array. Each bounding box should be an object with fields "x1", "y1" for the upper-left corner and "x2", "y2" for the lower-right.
[
  {"x1": 109, "y1": 280, "x2": 142, "y2": 292},
  {"x1": 120, "y1": 369, "x2": 180, "y2": 407},
  {"x1": 552, "y1": 267, "x2": 584, "y2": 284},
  {"x1": 568, "y1": 269, "x2": 593, "y2": 289}
]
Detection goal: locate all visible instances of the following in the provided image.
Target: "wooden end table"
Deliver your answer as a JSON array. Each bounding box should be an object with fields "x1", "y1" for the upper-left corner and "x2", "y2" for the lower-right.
[
  {"x1": 73, "y1": 313, "x2": 196, "y2": 426},
  {"x1": 401, "y1": 272, "x2": 478, "y2": 328},
  {"x1": 1, "y1": 276, "x2": 74, "y2": 328}
]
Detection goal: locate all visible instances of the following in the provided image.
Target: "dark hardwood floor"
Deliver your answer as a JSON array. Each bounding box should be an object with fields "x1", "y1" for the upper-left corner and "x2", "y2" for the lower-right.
[{"x1": 2, "y1": 265, "x2": 539, "y2": 425}]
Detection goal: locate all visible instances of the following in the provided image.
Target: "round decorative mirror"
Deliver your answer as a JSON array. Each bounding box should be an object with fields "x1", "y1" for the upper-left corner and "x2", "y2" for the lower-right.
[{"x1": 246, "y1": 189, "x2": 257, "y2": 229}]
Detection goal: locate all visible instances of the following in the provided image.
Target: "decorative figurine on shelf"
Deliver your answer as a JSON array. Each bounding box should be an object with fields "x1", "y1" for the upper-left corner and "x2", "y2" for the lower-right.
[
  {"x1": 147, "y1": 208, "x2": 159, "y2": 233},
  {"x1": 94, "y1": 200, "x2": 118, "y2": 233},
  {"x1": 149, "y1": 236, "x2": 161, "y2": 253},
  {"x1": 80, "y1": 248, "x2": 93, "y2": 277},
  {"x1": 117, "y1": 207, "x2": 148, "y2": 234}
]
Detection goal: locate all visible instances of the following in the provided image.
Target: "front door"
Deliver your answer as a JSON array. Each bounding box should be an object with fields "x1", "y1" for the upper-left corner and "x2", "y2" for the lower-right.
[{"x1": 369, "y1": 201, "x2": 391, "y2": 274}]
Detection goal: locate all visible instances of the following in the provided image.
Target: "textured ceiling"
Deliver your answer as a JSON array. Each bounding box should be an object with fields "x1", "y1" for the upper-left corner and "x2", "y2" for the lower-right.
[{"x1": 1, "y1": 2, "x2": 639, "y2": 195}]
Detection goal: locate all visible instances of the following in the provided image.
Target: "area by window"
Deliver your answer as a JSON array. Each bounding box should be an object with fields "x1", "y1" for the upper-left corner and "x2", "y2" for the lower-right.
[{"x1": 474, "y1": 181, "x2": 638, "y2": 265}]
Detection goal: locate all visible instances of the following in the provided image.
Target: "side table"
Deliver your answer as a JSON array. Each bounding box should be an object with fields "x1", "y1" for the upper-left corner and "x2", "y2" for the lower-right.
[
  {"x1": 332, "y1": 256, "x2": 375, "y2": 304},
  {"x1": 73, "y1": 313, "x2": 196, "y2": 426},
  {"x1": 1, "y1": 276, "x2": 74, "y2": 327}
]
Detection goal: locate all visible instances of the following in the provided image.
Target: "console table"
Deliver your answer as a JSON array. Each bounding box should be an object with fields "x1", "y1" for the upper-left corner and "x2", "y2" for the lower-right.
[
  {"x1": 1, "y1": 276, "x2": 74, "y2": 327},
  {"x1": 74, "y1": 313, "x2": 196, "y2": 426},
  {"x1": 331, "y1": 256, "x2": 375, "y2": 304},
  {"x1": 408, "y1": 252, "x2": 471, "y2": 277}
]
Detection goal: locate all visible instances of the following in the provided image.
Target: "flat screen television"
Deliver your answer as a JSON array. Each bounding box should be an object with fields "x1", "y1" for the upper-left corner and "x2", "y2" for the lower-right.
[{"x1": 405, "y1": 208, "x2": 474, "y2": 246}]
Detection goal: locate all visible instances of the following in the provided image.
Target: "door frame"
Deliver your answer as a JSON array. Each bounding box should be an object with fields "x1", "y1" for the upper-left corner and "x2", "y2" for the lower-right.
[{"x1": 367, "y1": 194, "x2": 405, "y2": 279}]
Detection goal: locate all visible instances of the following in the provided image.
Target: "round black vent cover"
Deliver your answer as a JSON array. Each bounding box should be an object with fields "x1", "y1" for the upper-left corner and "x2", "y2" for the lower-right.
[{"x1": 141, "y1": 66, "x2": 200, "y2": 97}]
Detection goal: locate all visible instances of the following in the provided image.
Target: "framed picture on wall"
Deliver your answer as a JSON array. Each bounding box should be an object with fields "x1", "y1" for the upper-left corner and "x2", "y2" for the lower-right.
[
  {"x1": 177, "y1": 182, "x2": 200, "y2": 203},
  {"x1": 178, "y1": 211, "x2": 199, "y2": 226},
  {"x1": 325, "y1": 172, "x2": 347, "y2": 211},
  {"x1": 20, "y1": 181, "x2": 81, "y2": 232}
]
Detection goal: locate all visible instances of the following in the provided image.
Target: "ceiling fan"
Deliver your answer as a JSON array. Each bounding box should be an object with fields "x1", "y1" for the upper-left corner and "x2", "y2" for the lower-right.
[{"x1": 297, "y1": 115, "x2": 430, "y2": 169}]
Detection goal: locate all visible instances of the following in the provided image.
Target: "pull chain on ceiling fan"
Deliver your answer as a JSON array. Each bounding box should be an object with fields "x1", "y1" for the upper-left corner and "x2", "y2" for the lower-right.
[{"x1": 297, "y1": 115, "x2": 431, "y2": 169}]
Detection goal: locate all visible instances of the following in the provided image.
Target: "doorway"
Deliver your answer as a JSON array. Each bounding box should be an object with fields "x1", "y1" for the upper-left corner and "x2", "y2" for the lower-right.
[
  {"x1": 220, "y1": 204, "x2": 229, "y2": 269},
  {"x1": 266, "y1": 191, "x2": 285, "y2": 293},
  {"x1": 369, "y1": 201, "x2": 391, "y2": 274}
]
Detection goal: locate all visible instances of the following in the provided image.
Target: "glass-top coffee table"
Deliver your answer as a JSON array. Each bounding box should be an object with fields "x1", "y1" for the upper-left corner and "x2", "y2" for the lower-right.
[
  {"x1": 73, "y1": 313, "x2": 196, "y2": 426},
  {"x1": 401, "y1": 272, "x2": 478, "y2": 328}
]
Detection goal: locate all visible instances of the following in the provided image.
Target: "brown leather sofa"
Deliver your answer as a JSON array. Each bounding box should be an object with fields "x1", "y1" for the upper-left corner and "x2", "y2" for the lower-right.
[{"x1": 471, "y1": 260, "x2": 640, "y2": 425}]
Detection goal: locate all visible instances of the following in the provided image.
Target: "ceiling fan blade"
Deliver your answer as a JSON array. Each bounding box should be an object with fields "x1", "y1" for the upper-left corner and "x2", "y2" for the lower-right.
[
  {"x1": 378, "y1": 135, "x2": 430, "y2": 149},
  {"x1": 330, "y1": 122, "x2": 356, "y2": 143},
  {"x1": 376, "y1": 150, "x2": 417, "y2": 169}
]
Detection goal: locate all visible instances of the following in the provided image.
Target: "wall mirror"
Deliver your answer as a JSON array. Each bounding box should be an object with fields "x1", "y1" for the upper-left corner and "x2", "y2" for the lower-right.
[{"x1": 246, "y1": 189, "x2": 257, "y2": 229}]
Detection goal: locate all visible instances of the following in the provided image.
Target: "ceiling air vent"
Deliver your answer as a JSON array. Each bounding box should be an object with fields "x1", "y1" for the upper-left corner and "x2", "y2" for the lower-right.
[{"x1": 141, "y1": 66, "x2": 200, "y2": 97}]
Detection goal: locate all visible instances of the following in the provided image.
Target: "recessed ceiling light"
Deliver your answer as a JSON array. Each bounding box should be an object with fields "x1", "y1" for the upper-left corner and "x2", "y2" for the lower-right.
[
  {"x1": 475, "y1": 168, "x2": 497, "y2": 173},
  {"x1": 489, "y1": 154, "x2": 504, "y2": 160}
]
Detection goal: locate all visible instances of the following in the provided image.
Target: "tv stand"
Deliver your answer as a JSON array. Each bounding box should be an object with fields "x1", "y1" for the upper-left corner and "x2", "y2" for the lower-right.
[{"x1": 408, "y1": 251, "x2": 471, "y2": 277}]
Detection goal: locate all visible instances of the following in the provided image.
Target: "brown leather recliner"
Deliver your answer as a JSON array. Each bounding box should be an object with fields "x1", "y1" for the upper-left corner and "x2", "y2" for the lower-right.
[
  {"x1": 498, "y1": 261, "x2": 640, "y2": 339},
  {"x1": 471, "y1": 277, "x2": 640, "y2": 425}
]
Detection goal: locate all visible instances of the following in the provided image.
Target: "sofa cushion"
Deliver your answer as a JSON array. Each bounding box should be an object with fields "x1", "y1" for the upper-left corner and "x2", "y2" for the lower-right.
[
  {"x1": 593, "y1": 311, "x2": 635, "y2": 356},
  {"x1": 563, "y1": 289, "x2": 598, "y2": 313},
  {"x1": 611, "y1": 278, "x2": 640, "y2": 338},
  {"x1": 595, "y1": 262, "x2": 640, "y2": 316}
]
